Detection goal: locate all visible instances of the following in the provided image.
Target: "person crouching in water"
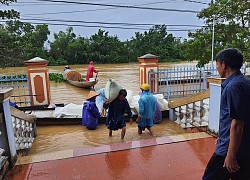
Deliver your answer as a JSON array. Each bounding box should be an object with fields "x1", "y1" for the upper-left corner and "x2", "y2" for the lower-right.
[
  {"x1": 82, "y1": 90, "x2": 101, "y2": 130},
  {"x1": 136, "y1": 84, "x2": 157, "y2": 135},
  {"x1": 103, "y1": 89, "x2": 133, "y2": 140}
]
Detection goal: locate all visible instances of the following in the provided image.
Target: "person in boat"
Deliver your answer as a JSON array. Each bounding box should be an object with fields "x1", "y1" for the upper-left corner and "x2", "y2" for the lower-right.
[
  {"x1": 86, "y1": 61, "x2": 98, "y2": 82},
  {"x1": 203, "y1": 48, "x2": 250, "y2": 179},
  {"x1": 103, "y1": 89, "x2": 133, "y2": 140},
  {"x1": 82, "y1": 90, "x2": 101, "y2": 130},
  {"x1": 136, "y1": 83, "x2": 157, "y2": 135},
  {"x1": 63, "y1": 65, "x2": 71, "y2": 75}
]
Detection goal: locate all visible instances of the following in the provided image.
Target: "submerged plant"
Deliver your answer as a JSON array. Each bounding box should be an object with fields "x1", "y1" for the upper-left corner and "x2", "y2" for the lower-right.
[{"x1": 49, "y1": 73, "x2": 65, "y2": 83}]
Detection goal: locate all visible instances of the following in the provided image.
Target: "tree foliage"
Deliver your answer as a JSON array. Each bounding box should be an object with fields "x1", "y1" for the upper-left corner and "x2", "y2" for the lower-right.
[
  {"x1": 47, "y1": 26, "x2": 183, "y2": 65},
  {"x1": 0, "y1": 0, "x2": 19, "y2": 19},
  {"x1": 183, "y1": 0, "x2": 250, "y2": 67},
  {"x1": 129, "y1": 25, "x2": 183, "y2": 62},
  {"x1": 0, "y1": 20, "x2": 50, "y2": 67}
]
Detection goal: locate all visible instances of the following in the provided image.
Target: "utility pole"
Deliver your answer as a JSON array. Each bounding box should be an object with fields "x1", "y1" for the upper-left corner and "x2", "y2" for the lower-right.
[
  {"x1": 210, "y1": 0, "x2": 231, "y2": 71},
  {"x1": 211, "y1": 17, "x2": 215, "y2": 70},
  {"x1": 211, "y1": 0, "x2": 215, "y2": 70}
]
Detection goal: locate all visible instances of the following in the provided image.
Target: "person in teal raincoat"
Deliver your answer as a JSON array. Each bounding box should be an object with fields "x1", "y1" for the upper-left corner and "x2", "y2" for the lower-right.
[{"x1": 136, "y1": 83, "x2": 157, "y2": 135}]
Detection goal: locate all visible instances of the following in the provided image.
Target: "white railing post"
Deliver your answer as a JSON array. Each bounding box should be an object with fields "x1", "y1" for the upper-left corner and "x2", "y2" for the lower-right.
[{"x1": 175, "y1": 107, "x2": 181, "y2": 124}]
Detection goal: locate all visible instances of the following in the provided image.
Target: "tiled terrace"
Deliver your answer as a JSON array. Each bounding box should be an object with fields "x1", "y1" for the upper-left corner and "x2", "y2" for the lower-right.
[{"x1": 6, "y1": 132, "x2": 215, "y2": 180}]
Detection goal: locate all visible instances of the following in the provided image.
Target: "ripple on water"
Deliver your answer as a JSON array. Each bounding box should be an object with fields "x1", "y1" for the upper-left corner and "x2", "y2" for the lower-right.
[{"x1": 28, "y1": 119, "x2": 187, "y2": 155}]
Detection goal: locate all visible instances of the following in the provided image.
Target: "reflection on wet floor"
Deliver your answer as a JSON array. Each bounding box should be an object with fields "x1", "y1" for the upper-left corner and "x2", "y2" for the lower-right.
[{"x1": 29, "y1": 119, "x2": 187, "y2": 155}]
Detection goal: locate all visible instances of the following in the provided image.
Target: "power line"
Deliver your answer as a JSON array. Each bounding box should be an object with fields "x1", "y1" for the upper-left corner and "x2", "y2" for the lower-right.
[
  {"x1": 36, "y1": 0, "x2": 200, "y2": 13},
  {"x1": 21, "y1": 1, "x2": 184, "y2": 16},
  {"x1": 20, "y1": 17, "x2": 205, "y2": 28},
  {"x1": 183, "y1": 0, "x2": 209, "y2": 5},
  {"x1": 0, "y1": 20, "x2": 199, "y2": 32},
  {"x1": 13, "y1": 0, "x2": 209, "y2": 6},
  {"x1": 22, "y1": 1, "x2": 206, "y2": 16}
]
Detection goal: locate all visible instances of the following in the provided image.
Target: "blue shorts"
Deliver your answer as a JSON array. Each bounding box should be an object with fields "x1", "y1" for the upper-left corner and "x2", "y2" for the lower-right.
[
  {"x1": 138, "y1": 125, "x2": 151, "y2": 131},
  {"x1": 106, "y1": 118, "x2": 126, "y2": 131},
  {"x1": 138, "y1": 117, "x2": 153, "y2": 130}
]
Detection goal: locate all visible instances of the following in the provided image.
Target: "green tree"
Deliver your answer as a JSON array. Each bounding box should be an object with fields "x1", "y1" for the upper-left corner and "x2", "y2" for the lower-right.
[
  {"x1": 89, "y1": 29, "x2": 128, "y2": 63},
  {"x1": 67, "y1": 37, "x2": 90, "y2": 64},
  {"x1": 0, "y1": 21, "x2": 50, "y2": 67},
  {"x1": 49, "y1": 27, "x2": 76, "y2": 65},
  {"x1": 184, "y1": 0, "x2": 250, "y2": 67},
  {"x1": 0, "y1": 0, "x2": 19, "y2": 19},
  {"x1": 128, "y1": 25, "x2": 183, "y2": 62}
]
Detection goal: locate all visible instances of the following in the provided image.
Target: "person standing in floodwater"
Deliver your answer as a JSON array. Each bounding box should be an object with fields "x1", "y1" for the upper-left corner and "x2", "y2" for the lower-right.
[
  {"x1": 203, "y1": 48, "x2": 250, "y2": 179},
  {"x1": 82, "y1": 90, "x2": 101, "y2": 130},
  {"x1": 103, "y1": 89, "x2": 133, "y2": 140},
  {"x1": 136, "y1": 83, "x2": 157, "y2": 135},
  {"x1": 86, "y1": 61, "x2": 98, "y2": 82}
]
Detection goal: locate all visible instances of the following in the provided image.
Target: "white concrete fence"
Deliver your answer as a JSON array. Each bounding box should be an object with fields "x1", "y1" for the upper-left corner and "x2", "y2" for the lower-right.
[
  {"x1": 11, "y1": 107, "x2": 36, "y2": 151},
  {"x1": 174, "y1": 98, "x2": 209, "y2": 129},
  {"x1": 169, "y1": 78, "x2": 224, "y2": 135},
  {"x1": 0, "y1": 88, "x2": 36, "y2": 169}
]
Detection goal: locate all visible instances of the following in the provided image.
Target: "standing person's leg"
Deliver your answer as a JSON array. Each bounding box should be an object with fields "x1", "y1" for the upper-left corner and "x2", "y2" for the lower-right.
[
  {"x1": 121, "y1": 127, "x2": 126, "y2": 140},
  {"x1": 146, "y1": 119, "x2": 154, "y2": 135},
  {"x1": 138, "y1": 118, "x2": 145, "y2": 135},
  {"x1": 146, "y1": 127, "x2": 154, "y2": 135},
  {"x1": 203, "y1": 153, "x2": 230, "y2": 180},
  {"x1": 109, "y1": 129, "x2": 112, "y2": 137},
  {"x1": 138, "y1": 127, "x2": 142, "y2": 135}
]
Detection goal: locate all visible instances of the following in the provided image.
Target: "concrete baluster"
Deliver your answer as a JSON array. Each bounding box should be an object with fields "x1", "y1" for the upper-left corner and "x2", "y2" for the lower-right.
[
  {"x1": 180, "y1": 105, "x2": 187, "y2": 128},
  {"x1": 186, "y1": 104, "x2": 194, "y2": 128},
  {"x1": 175, "y1": 107, "x2": 181, "y2": 124},
  {"x1": 194, "y1": 101, "x2": 201, "y2": 126},
  {"x1": 201, "y1": 98, "x2": 209, "y2": 126}
]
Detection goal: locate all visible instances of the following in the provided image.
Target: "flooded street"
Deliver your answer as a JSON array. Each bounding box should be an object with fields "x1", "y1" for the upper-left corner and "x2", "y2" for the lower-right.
[
  {"x1": 1, "y1": 62, "x2": 198, "y2": 155},
  {"x1": 28, "y1": 121, "x2": 186, "y2": 155}
]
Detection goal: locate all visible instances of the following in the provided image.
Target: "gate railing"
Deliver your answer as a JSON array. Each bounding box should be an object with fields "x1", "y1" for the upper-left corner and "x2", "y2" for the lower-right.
[
  {"x1": 0, "y1": 73, "x2": 31, "y2": 106},
  {"x1": 149, "y1": 64, "x2": 246, "y2": 100}
]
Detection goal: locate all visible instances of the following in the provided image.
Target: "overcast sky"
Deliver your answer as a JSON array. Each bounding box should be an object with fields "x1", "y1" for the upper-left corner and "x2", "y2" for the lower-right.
[{"x1": 3, "y1": 0, "x2": 211, "y2": 41}]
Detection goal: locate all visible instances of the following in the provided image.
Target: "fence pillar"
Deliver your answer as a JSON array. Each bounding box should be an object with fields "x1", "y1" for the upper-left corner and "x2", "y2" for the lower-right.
[
  {"x1": 0, "y1": 88, "x2": 17, "y2": 167},
  {"x1": 138, "y1": 54, "x2": 159, "y2": 93},
  {"x1": 25, "y1": 57, "x2": 51, "y2": 106},
  {"x1": 207, "y1": 78, "x2": 225, "y2": 135}
]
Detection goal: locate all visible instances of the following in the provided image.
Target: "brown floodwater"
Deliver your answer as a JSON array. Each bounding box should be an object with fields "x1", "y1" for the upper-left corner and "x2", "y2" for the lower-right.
[
  {"x1": 1, "y1": 62, "x2": 197, "y2": 155},
  {"x1": 1, "y1": 62, "x2": 197, "y2": 104},
  {"x1": 28, "y1": 121, "x2": 187, "y2": 155}
]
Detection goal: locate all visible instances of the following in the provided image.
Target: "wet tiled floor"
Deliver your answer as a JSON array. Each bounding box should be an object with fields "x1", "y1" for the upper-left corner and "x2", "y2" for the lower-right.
[{"x1": 6, "y1": 132, "x2": 216, "y2": 180}]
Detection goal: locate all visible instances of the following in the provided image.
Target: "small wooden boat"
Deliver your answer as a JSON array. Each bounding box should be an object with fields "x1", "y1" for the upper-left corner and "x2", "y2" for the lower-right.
[
  {"x1": 63, "y1": 70, "x2": 98, "y2": 88},
  {"x1": 66, "y1": 79, "x2": 97, "y2": 88}
]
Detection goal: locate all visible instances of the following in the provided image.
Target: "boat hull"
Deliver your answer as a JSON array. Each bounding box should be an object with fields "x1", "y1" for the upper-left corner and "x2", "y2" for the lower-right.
[{"x1": 66, "y1": 79, "x2": 97, "y2": 88}]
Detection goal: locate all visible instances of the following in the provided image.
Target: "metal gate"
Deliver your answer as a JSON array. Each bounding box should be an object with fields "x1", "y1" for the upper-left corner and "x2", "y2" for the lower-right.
[
  {"x1": 0, "y1": 73, "x2": 31, "y2": 106},
  {"x1": 149, "y1": 64, "x2": 247, "y2": 100}
]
